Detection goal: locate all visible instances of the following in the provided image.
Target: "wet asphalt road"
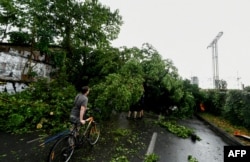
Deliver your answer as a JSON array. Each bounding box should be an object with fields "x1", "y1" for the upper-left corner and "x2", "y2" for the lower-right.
[
  {"x1": 0, "y1": 113, "x2": 233, "y2": 162},
  {"x1": 151, "y1": 116, "x2": 228, "y2": 162}
]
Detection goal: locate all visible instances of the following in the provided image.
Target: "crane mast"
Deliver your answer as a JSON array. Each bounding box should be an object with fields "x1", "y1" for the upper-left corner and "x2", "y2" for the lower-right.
[{"x1": 207, "y1": 31, "x2": 223, "y2": 89}]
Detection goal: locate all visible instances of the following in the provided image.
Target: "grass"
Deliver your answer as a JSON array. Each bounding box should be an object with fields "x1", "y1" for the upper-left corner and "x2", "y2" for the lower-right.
[{"x1": 198, "y1": 112, "x2": 250, "y2": 146}]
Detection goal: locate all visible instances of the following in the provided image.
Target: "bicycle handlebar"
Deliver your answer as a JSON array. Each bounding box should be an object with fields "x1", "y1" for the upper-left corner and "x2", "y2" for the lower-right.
[{"x1": 85, "y1": 117, "x2": 94, "y2": 122}]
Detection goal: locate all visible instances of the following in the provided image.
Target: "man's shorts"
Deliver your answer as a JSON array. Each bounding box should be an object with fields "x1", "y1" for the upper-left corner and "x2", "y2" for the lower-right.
[{"x1": 70, "y1": 115, "x2": 80, "y2": 125}]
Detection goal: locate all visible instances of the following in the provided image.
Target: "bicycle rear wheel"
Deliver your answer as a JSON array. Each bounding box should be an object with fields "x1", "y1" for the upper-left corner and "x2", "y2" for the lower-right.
[
  {"x1": 87, "y1": 122, "x2": 100, "y2": 145},
  {"x1": 48, "y1": 134, "x2": 75, "y2": 162}
]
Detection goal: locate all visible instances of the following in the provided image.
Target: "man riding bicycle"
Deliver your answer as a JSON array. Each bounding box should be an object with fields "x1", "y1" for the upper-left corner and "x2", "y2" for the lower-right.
[{"x1": 70, "y1": 86, "x2": 90, "y2": 126}]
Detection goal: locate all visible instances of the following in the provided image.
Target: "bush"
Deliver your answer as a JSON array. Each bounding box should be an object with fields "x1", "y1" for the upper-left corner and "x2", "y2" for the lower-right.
[
  {"x1": 0, "y1": 78, "x2": 76, "y2": 134},
  {"x1": 242, "y1": 92, "x2": 250, "y2": 128},
  {"x1": 223, "y1": 90, "x2": 250, "y2": 128},
  {"x1": 203, "y1": 90, "x2": 226, "y2": 116}
]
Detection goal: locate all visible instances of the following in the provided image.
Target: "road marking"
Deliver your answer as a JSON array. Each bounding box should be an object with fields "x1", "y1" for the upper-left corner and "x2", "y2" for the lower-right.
[{"x1": 146, "y1": 132, "x2": 157, "y2": 155}]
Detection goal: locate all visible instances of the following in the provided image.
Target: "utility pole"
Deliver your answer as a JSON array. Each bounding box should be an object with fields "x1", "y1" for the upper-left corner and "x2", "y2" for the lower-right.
[{"x1": 207, "y1": 31, "x2": 223, "y2": 89}]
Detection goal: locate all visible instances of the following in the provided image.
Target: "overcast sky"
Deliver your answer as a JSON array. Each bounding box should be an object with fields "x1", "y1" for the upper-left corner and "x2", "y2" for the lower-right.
[{"x1": 99, "y1": 0, "x2": 250, "y2": 89}]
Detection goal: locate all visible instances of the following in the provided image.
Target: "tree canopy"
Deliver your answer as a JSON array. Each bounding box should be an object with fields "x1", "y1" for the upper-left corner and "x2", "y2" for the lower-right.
[{"x1": 0, "y1": 0, "x2": 201, "y2": 133}]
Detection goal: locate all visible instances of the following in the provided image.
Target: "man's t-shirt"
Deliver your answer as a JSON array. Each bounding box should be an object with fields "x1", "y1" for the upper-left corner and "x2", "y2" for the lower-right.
[{"x1": 70, "y1": 93, "x2": 88, "y2": 119}]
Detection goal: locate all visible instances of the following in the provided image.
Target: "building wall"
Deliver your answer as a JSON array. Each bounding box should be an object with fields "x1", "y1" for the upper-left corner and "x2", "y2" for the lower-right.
[
  {"x1": 191, "y1": 76, "x2": 199, "y2": 86},
  {"x1": 0, "y1": 44, "x2": 53, "y2": 93}
]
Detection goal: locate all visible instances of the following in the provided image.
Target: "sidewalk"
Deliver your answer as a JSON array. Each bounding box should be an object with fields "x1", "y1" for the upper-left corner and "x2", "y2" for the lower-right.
[{"x1": 195, "y1": 114, "x2": 244, "y2": 146}]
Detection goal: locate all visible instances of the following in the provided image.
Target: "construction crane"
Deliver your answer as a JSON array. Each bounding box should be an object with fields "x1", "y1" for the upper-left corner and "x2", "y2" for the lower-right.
[{"x1": 207, "y1": 31, "x2": 223, "y2": 89}]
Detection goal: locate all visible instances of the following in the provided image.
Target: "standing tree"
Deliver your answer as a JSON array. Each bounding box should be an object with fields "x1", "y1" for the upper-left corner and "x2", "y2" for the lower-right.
[
  {"x1": 0, "y1": 0, "x2": 123, "y2": 86},
  {"x1": 0, "y1": 0, "x2": 19, "y2": 42}
]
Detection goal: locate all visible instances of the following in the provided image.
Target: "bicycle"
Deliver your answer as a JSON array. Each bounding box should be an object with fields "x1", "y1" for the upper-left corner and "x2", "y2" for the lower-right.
[{"x1": 48, "y1": 110, "x2": 101, "y2": 162}]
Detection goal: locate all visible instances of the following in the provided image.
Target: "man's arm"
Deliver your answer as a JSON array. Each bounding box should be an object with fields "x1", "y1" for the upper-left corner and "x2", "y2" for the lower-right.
[{"x1": 80, "y1": 105, "x2": 87, "y2": 124}]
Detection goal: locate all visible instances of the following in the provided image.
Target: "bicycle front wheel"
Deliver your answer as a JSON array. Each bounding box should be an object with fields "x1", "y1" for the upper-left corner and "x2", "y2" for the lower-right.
[
  {"x1": 48, "y1": 134, "x2": 76, "y2": 162},
  {"x1": 87, "y1": 122, "x2": 100, "y2": 145}
]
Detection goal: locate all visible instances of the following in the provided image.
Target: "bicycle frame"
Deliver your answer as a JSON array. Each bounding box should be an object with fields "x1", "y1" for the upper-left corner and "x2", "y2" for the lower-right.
[
  {"x1": 83, "y1": 117, "x2": 94, "y2": 136},
  {"x1": 48, "y1": 115, "x2": 100, "y2": 162},
  {"x1": 69, "y1": 116, "x2": 94, "y2": 142}
]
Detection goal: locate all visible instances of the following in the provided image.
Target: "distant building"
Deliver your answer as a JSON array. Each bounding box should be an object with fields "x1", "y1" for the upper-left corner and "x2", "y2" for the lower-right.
[{"x1": 191, "y1": 76, "x2": 199, "y2": 86}]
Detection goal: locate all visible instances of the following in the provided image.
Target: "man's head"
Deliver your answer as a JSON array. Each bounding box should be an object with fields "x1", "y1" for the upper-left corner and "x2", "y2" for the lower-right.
[{"x1": 81, "y1": 86, "x2": 90, "y2": 95}]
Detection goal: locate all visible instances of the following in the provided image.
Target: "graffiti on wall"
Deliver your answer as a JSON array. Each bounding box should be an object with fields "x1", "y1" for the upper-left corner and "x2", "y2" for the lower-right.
[{"x1": 0, "y1": 45, "x2": 53, "y2": 93}]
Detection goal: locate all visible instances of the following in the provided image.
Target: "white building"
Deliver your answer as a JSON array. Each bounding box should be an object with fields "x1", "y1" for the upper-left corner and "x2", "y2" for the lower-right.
[{"x1": 191, "y1": 76, "x2": 199, "y2": 86}]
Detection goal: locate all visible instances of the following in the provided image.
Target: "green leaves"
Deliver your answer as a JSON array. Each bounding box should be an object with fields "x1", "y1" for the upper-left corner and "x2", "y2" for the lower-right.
[
  {"x1": 91, "y1": 72, "x2": 144, "y2": 118},
  {"x1": 223, "y1": 90, "x2": 250, "y2": 127},
  {"x1": 0, "y1": 0, "x2": 203, "y2": 134},
  {"x1": 158, "y1": 120, "x2": 194, "y2": 138},
  {"x1": 188, "y1": 155, "x2": 199, "y2": 162},
  {"x1": 201, "y1": 89, "x2": 250, "y2": 129},
  {"x1": 0, "y1": 78, "x2": 76, "y2": 134},
  {"x1": 7, "y1": 114, "x2": 25, "y2": 127},
  {"x1": 144, "y1": 153, "x2": 160, "y2": 162}
]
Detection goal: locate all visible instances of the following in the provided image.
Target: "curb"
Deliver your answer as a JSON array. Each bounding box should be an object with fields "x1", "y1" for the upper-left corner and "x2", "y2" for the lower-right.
[{"x1": 195, "y1": 114, "x2": 244, "y2": 146}]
